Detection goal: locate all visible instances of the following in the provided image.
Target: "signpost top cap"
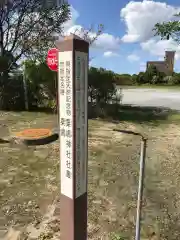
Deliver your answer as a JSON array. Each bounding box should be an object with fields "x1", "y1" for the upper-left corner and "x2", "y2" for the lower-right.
[
  {"x1": 56, "y1": 34, "x2": 89, "y2": 45},
  {"x1": 64, "y1": 34, "x2": 84, "y2": 41},
  {"x1": 55, "y1": 33, "x2": 89, "y2": 52}
]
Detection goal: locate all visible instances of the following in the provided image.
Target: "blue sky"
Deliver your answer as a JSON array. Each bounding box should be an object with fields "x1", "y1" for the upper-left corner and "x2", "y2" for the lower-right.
[{"x1": 66, "y1": 0, "x2": 180, "y2": 74}]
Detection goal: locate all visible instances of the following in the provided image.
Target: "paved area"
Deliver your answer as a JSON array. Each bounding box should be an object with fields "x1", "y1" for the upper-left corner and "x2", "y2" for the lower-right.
[{"x1": 121, "y1": 88, "x2": 180, "y2": 110}]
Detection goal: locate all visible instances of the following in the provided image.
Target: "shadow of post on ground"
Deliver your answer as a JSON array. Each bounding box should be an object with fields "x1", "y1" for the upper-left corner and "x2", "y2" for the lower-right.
[{"x1": 88, "y1": 103, "x2": 180, "y2": 124}]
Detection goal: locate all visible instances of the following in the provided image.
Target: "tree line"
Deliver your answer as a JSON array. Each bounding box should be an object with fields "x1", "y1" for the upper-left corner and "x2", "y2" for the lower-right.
[
  {"x1": 1, "y1": 55, "x2": 180, "y2": 112},
  {"x1": 0, "y1": 0, "x2": 104, "y2": 112},
  {"x1": 121, "y1": 66, "x2": 180, "y2": 86},
  {"x1": 0, "y1": 59, "x2": 121, "y2": 113},
  {"x1": 1, "y1": 0, "x2": 180, "y2": 114}
]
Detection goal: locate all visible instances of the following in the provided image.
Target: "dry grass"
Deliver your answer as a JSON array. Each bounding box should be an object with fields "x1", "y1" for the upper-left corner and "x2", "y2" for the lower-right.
[{"x1": 1, "y1": 110, "x2": 180, "y2": 239}]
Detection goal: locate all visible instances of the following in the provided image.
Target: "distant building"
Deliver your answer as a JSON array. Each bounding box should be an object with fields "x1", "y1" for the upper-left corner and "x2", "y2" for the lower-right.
[{"x1": 146, "y1": 51, "x2": 175, "y2": 75}]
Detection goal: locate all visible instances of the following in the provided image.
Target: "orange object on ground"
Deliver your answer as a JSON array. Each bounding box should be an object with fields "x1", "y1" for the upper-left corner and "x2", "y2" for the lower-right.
[{"x1": 14, "y1": 128, "x2": 52, "y2": 139}]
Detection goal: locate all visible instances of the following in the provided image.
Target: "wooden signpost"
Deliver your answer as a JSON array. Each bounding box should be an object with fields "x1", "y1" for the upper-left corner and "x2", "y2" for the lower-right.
[{"x1": 56, "y1": 34, "x2": 89, "y2": 240}]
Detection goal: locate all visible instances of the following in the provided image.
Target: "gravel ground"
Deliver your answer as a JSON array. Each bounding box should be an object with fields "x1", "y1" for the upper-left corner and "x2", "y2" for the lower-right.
[{"x1": 121, "y1": 88, "x2": 180, "y2": 110}]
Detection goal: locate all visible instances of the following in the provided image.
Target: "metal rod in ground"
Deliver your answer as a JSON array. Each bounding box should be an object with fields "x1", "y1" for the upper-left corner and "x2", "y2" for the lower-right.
[
  {"x1": 135, "y1": 137, "x2": 147, "y2": 240},
  {"x1": 113, "y1": 129, "x2": 147, "y2": 239}
]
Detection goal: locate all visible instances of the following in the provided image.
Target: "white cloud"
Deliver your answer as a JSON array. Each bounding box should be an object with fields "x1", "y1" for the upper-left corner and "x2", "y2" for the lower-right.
[
  {"x1": 120, "y1": 0, "x2": 180, "y2": 43},
  {"x1": 89, "y1": 60, "x2": 93, "y2": 66},
  {"x1": 120, "y1": 1, "x2": 180, "y2": 62},
  {"x1": 66, "y1": 26, "x2": 121, "y2": 50},
  {"x1": 158, "y1": 56, "x2": 164, "y2": 61},
  {"x1": 103, "y1": 51, "x2": 119, "y2": 57},
  {"x1": 63, "y1": 6, "x2": 80, "y2": 32},
  {"x1": 141, "y1": 39, "x2": 180, "y2": 60},
  {"x1": 139, "y1": 62, "x2": 146, "y2": 72},
  {"x1": 63, "y1": 6, "x2": 121, "y2": 51},
  {"x1": 93, "y1": 34, "x2": 121, "y2": 51},
  {"x1": 127, "y1": 53, "x2": 140, "y2": 62}
]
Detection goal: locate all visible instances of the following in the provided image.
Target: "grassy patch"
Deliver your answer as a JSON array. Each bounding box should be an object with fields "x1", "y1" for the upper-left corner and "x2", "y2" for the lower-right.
[
  {"x1": 116, "y1": 105, "x2": 175, "y2": 123},
  {"x1": 1, "y1": 110, "x2": 180, "y2": 239},
  {"x1": 100, "y1": 104, "x2": 180, "y2": 125}
]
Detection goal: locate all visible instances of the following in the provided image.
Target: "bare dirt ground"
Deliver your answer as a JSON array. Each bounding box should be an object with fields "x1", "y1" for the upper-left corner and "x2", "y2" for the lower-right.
[{"x1": 1, "y1": 109, "x2": 180, "y2": 239}]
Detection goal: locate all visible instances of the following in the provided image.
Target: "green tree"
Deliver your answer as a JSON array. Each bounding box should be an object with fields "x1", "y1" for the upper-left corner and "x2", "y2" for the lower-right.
[
  {"x1": 0, "y1": 0, "x2": 70, "y2": 65},
  {"x1": 88, "y1": 67, "x2": 117, "y2": 118},
  {"x1": 0, "y1": 0, "x2": 70, "y2": 110},
  {"x1": 20, "y1": 22, "x2": 104, "y2": 111},
  {"x1": 0, "y1": 52, "x2": 21, "y2": 110},
  {"x1": 146, "y1": 65, "x2": 157, "y2": 76},
  {"x1": 88, "y1": 67, "x2": 100, "y2": 103},
  {"x1": 0, "y1": 0, "x2": 104, "y2": 111},
  {"x1": 151, "y1": 75, "x2": 160, "y2": 84},
  {"x1": 131, "y1": 74, "x2": 138, "y2": 84},
  {"x1": 72, "y1": 24, "x2": 104, "y2": 45},
  {"x1": 114, "y1": 74, "x2": 133, "y2": 86},
  {"x1": 88, "y1": 67, "x2": 116, "y2": 105},
  {"x1": 144, "y1": 65, "x2": 158, "y2": 83},
  {"x1": 24, "y1": 60, "x2": 57, "y2": 110},
  {"x1": 153, "y1": 13, "x2": 180, "y2": 42},
  {"x1": 168, "y1": 73, "x2": 180, "y2": 85},
  {"x1": 98, "y1": 68, "x2": 116, "y2": 103},
  {"x1": 136, "y1": 72, "x2": 146, "y2": 84}
]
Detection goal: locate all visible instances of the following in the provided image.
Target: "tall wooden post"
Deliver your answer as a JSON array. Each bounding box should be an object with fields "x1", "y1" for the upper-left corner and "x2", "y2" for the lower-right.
[{"x1": 56, "y1": 34, "x2": 89, "y2": 240}]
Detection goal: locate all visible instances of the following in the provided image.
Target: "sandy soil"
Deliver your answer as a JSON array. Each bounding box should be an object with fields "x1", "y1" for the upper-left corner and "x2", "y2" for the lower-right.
[{"x1": 1, "y1": 111, "x2": 180, "y2": 239}]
